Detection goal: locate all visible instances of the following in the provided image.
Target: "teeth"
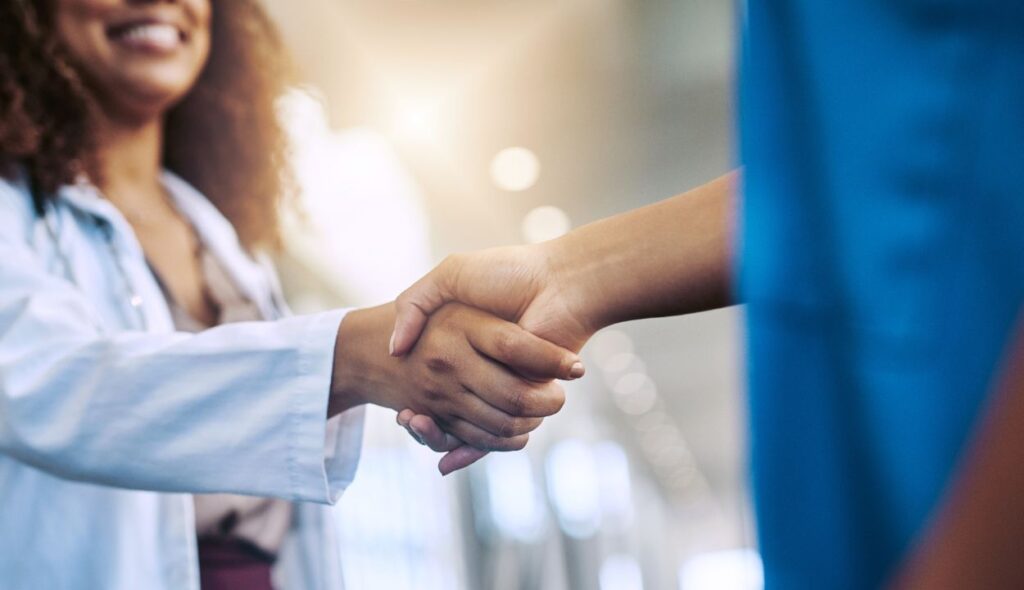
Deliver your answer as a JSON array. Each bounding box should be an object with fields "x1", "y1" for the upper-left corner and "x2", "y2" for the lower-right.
[{"x1": 118, "y1": 24, "x2": 180, "y2": 48}]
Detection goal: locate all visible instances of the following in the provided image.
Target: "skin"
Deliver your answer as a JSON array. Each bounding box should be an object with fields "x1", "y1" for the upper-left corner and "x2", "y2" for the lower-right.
[
  {"x1": 392, "y1": 172, "x2": 1024, "y2": 585},
  {"x1": 54, "y1": 0, "x2": 579, "y2": 452},
  {"x1": 56, "y1": 0, "x2": 216, "y2": 324},
  {"x1": 396, "y1": 173, "x2": 736, "y2": 472}
]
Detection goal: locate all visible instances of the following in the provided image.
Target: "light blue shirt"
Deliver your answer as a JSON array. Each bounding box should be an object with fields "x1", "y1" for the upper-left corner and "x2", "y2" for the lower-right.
[{"x1": 0, "y1": 171, "x2": 364, "y2": 589}]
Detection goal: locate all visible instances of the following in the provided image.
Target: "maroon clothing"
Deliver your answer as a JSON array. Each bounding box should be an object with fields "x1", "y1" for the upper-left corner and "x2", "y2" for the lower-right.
[{"x1": 198, "y1": 538, "x2": 275, "y2": 590}]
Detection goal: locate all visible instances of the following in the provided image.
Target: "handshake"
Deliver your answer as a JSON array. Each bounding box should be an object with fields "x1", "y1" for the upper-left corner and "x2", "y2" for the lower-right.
[
  {"x1": 328, "y1": 175, "x2": 732, "y2": 475},
  {"x1": 328, "y1": 242, "x2": 599, "y2": 475}
]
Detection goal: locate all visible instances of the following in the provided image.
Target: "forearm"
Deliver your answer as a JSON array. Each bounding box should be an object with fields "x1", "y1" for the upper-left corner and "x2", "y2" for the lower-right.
[
  {"x1": 548, "y1": 171, "x2": 738, "y2": 331},
  {"x1": 891, "y1": 315, "x2": 1024, "y2": 588}
]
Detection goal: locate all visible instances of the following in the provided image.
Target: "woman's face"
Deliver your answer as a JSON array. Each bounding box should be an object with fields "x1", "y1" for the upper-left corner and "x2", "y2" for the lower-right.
[{"x1": 54, "y1": 0, "x2": 212, "y2": 122}]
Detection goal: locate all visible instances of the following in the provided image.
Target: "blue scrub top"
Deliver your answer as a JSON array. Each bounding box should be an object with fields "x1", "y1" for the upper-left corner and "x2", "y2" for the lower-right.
[{"x1": 738, "y1": 2, "x2": 1024, "y2": 588}]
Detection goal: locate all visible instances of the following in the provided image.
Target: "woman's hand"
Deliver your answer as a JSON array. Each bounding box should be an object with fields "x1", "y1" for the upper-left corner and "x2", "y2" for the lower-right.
[
  {"x1": 390, "y1": 243, "x2": 597, "y2": 358},
  {"x1": 329, "y1": 302, "x2": 580, "y2": 451},
  {"x1": 390, "y1": 174, "x2": 738, "y2": 473},
  {"x1": 390, "y1": 243, "x2": 599, "y2": 474}
]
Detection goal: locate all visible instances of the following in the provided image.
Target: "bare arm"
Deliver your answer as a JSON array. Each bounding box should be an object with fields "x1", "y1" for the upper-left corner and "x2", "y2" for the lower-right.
[
  {"x1": 546, "y1": 170, "x2": 737, "y2": 333},
  {"x1": 391, "y1": 172, "x2": 738, "y2": 472},
  {"x1": 891, "y1": 313, "x2": 1024, "y2": 589},
  {"x1": 391, "y1": 171, "x2": 738, "y2": 356}
]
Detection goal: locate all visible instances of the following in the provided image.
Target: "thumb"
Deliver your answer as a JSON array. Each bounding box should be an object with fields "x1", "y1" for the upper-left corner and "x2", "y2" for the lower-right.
[{"x1": 391, "y1": 256, "x2": 461, "y2": 356}]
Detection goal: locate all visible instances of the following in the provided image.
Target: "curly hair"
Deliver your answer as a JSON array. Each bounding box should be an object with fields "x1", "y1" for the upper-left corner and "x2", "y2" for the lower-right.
[{"x1": 0, "y1": 0, "x2": 294, "y2": 250}]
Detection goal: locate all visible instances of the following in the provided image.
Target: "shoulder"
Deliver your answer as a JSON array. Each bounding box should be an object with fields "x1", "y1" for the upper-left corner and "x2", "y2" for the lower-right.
[{"x1": 0, "y1": 171, "x2": 38, "y2": 244}]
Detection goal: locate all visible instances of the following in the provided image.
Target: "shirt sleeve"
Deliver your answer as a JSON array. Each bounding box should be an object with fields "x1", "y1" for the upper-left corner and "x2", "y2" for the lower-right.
[{"x1": 0, "y1": 198, "x2": 364, "y2": 505}]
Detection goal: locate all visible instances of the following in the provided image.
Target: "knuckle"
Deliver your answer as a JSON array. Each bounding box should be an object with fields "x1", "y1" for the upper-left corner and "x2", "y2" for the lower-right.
[
  {"x1": 439, "y1": 254, "x2": 464, "y2": 282},
  {"x1": 498, "y1": 418, "x2": 520, "y2": 439},
  {"x1": 466, "y1": 430, "x2": 511, "y2": 452},
  {"x1": 467, "y1": 431, "x2": 499, "y2": 451},
  {"x1": 423, "y1": 388, "x2": 447, "y2": 403},
  {"x1": 395, "y1": 289, "x2": 410, "y2": 307},
  {"x1": 425, "y1": 355, "x2": 456, "y2": 374},
  {"x1": 495, "y1": 331, "x2": 522, "y2": 360},
  {"x1": 528, "y1": 382, "x2": 564, "y2": 415},
  {"x1": 546, "y1": 383, "x2": 567, "y2": 413},
  {"x1": 496, "y1": 435, "x2": 529, "y2": 452},
  {"x1": 505, "y1": 387, "x2": 529, "y2": 416}
]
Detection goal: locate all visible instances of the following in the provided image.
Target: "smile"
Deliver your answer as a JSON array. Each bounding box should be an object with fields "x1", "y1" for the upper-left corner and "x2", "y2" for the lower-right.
[{"x1": 107, "y1": 21, "x2": 188, "y2": 53}]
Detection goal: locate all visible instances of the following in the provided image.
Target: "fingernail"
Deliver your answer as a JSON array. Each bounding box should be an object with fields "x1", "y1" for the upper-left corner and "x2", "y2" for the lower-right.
[
  {"x1": 388, "y1": 331, "x2": 397, "y2": 356},
  {"x1": 568, "y1": 361, "x2": 586, "y2": 380}
]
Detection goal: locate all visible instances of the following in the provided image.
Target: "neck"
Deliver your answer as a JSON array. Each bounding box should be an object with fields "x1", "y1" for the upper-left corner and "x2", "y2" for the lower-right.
[{"x1": 92, "y1": 112, "x2": 166, "y2": 207}]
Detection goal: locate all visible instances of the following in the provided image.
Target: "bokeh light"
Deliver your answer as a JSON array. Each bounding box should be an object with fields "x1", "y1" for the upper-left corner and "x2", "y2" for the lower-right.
[
  {"x1": 521, "y1": 205, "x2": 571, "y2": 243},
  {"x1": 600, "y1": 554, "x2": 645, "y2": 590},
  {"x1": 490, "y1": 147, "x2": 541, "y2": 192}
]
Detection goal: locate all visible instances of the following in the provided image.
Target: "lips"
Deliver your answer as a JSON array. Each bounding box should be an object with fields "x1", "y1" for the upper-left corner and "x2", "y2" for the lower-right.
[{"x1": 107, "y1": 20, "x2": 188, "y2": 53}]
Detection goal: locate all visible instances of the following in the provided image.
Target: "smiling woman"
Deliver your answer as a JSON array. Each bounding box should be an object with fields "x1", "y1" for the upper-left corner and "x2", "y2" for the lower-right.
[
  {"x1": 0, "y1": 0, "x2": 290, "y2": 248},
  {"x1": 0, "y1": 2, "x2": 582, "y2": 590}
]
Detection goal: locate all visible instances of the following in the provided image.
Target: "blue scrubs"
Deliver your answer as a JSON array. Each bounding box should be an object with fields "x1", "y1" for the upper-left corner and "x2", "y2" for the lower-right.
[{"x1": 738, "y1": 2, "x2": 1024, "y2": 588}]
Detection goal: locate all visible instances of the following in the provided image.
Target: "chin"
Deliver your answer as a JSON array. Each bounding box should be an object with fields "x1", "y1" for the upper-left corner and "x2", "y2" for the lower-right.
[{"x1": 103, "y1": 66, "x2": 200, "y2": 121}]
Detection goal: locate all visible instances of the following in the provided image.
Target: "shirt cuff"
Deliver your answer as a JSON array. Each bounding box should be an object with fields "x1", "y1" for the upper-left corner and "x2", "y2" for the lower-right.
[{"x1": 287, "y1": 308, "x2": 366, "y2": 504}]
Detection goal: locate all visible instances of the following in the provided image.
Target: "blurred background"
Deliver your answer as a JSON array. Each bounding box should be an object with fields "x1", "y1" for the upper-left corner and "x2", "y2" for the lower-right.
[{"x1": 262, "y1": 1, "x2": 755, "y2": 588}]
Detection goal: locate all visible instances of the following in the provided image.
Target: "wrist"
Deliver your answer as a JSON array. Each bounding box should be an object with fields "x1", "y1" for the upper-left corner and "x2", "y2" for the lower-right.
[
  {"x1": 329, "y1": 305, "x2": 400, "y2": 417},
  {"x1": 542, "y1": 234, "x2": 615, "y2": 335}
]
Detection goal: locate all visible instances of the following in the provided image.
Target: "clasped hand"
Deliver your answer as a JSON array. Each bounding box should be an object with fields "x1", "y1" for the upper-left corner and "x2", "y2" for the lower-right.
[
  {"x1": 388, "y1": 244, "x2": 599, "y2": 474},
  {"x1": 330, "y1": 297, "x2": 583, "y2": 459}
]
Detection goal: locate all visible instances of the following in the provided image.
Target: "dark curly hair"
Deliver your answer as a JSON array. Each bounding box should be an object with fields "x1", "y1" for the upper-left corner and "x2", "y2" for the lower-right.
[{"x1": 0, "y1": 0, "x2": 294, "y2": 249}]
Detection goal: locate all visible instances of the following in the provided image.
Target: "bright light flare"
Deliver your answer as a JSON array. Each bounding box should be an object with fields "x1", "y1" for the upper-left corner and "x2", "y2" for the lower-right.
[
  {"x1": 491, "y1": 147, "x2": 541, "y2": 192},
  {"x1": 392, "y1": 102, "x2": 442, "y2": 145},
  {"x1": 521, "y1": 205, "x2": 570, "y2": 244}
]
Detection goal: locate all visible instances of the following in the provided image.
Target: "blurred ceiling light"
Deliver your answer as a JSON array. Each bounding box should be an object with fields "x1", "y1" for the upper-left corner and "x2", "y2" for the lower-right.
[
  {"x1": 678, "y1": 549, "x2": 763, "y2": 590},
  {"x1": 594, "y1": 442, "x2": 635, "y2": 529},
  {"x1": 639, "y1": 424, "x2": 687, "y2": 457},
  {"x1": 545, "y1": 439, "x2": 602, "y2": 539},
  {"x1": 665, "y1": 463, "x2": 698, "y2": 491},
  {"x1": 602, "y1": 352, "x2": 647, "y2": 378},
  {"x1": 521, "y1": 205, "x2": 571, "y2": 244},
  {"x1": 278, "y1": 87, "x2": 433, "y2": 305},
  {"x1": 392, "y1": 102, "x2": 442, "y2": 145},
  {"x1": 589, "y1": 329, "x2": 635, "y2": 365},
  {"x1": 491, "y1": 147, "x2": 541, "y2": 192},
  {"x1": 631, "y1": 410, "x2": 672, "y2": 433},
  {"x1": 484, "y1": 453, "x2": 546, "y2": 543},
  {"x1": 600, "y1": 554, "x2": 645, "y2": 590},
  {"x1": 612, "y1": 372, "x2": 658, "y2": 415}
]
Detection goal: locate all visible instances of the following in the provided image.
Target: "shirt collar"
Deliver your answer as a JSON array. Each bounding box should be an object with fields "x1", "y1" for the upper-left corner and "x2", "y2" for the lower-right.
[{"x1": 56, "y1": 171, "x2": 276, "y2": 318}]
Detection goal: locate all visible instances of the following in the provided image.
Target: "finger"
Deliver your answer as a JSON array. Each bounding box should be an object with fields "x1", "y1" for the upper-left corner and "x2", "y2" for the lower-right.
[
  {"x1": 391, "y1": 257, "x2": 461, "y2": 357},
  {"x1": 449, "y1": 390, "x2": 545, "y2": 438},
  {"x1": 408, "y1": 414, "x2": 463, "y2": 452},
  {"x1": 439, "y1": 445, "x2": 489, "y2": 476},
  {"x1": 440, "y1": 417, "x2": 531, "y2": 452},
  {"x1": 466, "y1": 314, "x2": 584, "y2": 381},
  {"x1": 462, "y1": 355, "x2": 567, "y2": 418},
  {"x1": 397, "y1": 409, "x2": 416, "y2": 427}
]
